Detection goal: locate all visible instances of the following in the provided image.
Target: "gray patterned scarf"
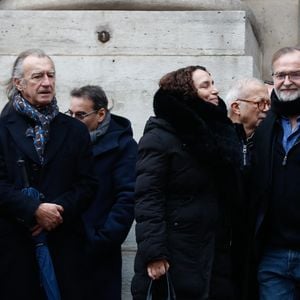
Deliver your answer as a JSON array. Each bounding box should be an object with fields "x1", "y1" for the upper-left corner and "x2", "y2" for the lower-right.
[{"x1": 13, "y1": 93, "x2": 59, "y2": 164}]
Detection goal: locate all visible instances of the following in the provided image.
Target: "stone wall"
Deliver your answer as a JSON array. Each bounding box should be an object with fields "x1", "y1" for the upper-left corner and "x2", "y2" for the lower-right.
[
  {"x1": 244, "y1": 0, "x2": 299, "y2": 80},
  {"x1": 0, "y1": 10, "x2": 260, "y2": 138},
  {"x1": 1, "y1": 0, "x2": 299, "y2": 80}
]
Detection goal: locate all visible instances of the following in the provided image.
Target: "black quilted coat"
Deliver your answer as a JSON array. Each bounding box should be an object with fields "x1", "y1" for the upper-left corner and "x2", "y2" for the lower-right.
[{"x1": 131, "y1": 89, "x2": 243, "y2": 300}]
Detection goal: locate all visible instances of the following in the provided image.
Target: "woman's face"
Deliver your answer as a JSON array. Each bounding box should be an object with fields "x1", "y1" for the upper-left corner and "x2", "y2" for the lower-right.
[{"x1": 192, "y1": 69, "x2": 219, "y2": 105}]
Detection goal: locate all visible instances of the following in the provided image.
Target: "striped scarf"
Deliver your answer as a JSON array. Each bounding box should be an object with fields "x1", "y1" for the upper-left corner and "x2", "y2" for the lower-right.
[{"x1": 13, "y1": 93, "x2": 59, "y2": 164}]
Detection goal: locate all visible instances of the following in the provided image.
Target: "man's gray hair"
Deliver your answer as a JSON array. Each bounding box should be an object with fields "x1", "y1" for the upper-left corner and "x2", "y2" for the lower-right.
[
  {"x1": 5, "y1": 49, "x2": 54, "y2": 100},
  {"x1": 271, "y1": 46, "x2": 300, "y2": 72},
  {"x1": 224, "y1": 77, "x2": 265, "y2": 114}
]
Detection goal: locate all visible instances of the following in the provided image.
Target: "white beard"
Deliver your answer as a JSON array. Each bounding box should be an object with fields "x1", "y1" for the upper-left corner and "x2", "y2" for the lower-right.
[{"x1": 275, "y1": 88, "x2": 300, "y2": 102}]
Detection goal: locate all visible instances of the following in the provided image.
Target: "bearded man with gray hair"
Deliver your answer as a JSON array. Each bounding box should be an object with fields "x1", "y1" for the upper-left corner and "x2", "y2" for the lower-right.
[{"x1": 251, "y1": 46, "x2": 300, "y2": 300}]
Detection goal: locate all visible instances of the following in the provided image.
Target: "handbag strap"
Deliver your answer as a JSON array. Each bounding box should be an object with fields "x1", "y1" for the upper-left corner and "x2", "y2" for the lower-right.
[
  {"x1": 146, "y1": 278, "x2": 153, "y2": 300},
  {"x1": 146, "y1": 272, "x2": 176, "y2": 300}
]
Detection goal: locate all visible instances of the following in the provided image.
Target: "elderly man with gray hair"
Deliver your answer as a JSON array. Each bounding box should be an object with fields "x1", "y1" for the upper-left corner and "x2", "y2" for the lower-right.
[
  {"x1": 225, "y1": 77, "x2": 270, "y2": 300},
  {"x1": 0, "y1": 49, "x2": 97, "y2": 300},
  {"x1": 225, "y1": 77, "x2": 270, "y2": 170}
]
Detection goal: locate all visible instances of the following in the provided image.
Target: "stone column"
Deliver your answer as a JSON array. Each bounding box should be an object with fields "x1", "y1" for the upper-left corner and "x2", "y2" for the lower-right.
[{"x1": 244, "y1": 0, "x2": 299, "y2": 80}]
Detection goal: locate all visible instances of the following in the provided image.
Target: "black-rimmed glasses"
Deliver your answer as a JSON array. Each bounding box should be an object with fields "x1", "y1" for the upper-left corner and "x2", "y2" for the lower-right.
[
  {"x1": 64, "y1": 109, "x2": 98, "y2": 120},
  {"x1": 237, "y1": 99, "x2": 271, "y2": 111}
]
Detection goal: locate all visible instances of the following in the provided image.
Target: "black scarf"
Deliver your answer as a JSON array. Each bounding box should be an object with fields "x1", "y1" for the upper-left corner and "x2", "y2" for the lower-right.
[
  {"x1": 271, "y1": 89, "x2": 300, "y2": 116},
  {"x1": 153, "y1": 88, "x2": 241, "y2": 166}
]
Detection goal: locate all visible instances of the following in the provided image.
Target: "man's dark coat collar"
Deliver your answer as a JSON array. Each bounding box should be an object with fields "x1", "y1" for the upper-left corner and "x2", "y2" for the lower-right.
[
  {"x1": 5, "y1": 111, "x2": 68, "y2": 165},
  {"x1": 271, "y1": 89, "x2": 300, "y2": 116},
  {"x1": 92, "y1": 114, "x2": 133, "y2": 156}
]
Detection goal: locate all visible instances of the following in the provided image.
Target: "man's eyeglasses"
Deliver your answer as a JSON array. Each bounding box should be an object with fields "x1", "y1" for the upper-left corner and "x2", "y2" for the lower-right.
[
  {"x1": 272, "y1": 71, "x2": 300, "y2": 82},
  {"x1": 236, "y1": 99, "x2": 271, "y2": 111},
  {"x1": 64, "y1": 109, "x2": 98, "y2": 120}
]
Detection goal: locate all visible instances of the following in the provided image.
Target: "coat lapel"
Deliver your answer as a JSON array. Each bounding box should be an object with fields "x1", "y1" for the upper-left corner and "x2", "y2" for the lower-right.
[
  {"x1": 92, "y1": 120, "x2": 120, "y2": 156},
  {"x1": 92, "y1": 133, "x2": 118, "y2": 156},
  {"x1": 43, "y1": 113, "x2": 69, "y2": 164},
  {"x1": 6, "y1": 112, "x2": 40, "y2": 163},
  {"x1": 6, "y1": 112, "x2": 69, "y2": 165},
  {"x1": 254, "y1": 111, "x2": 277, "y2": 235},
  {"x1": 256, "y1": 111, "x2": 277, "y2": 188}
]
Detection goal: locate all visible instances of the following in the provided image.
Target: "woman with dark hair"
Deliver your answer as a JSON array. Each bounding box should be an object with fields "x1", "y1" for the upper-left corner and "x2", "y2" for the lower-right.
[{"x1": 131, "y1": 66, "x2": 243, "y2": 300}]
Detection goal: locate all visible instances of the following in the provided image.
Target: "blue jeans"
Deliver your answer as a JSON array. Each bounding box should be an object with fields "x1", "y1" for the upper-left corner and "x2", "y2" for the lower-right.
[{"x1": 258, "y1": 247, "x2": 300, "y2": 300}]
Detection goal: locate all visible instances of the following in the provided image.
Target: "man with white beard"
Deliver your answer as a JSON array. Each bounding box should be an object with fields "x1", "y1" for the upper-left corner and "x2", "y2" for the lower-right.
[{"x1": 250, "y1": 46, "x2": 300, "y2": 300}]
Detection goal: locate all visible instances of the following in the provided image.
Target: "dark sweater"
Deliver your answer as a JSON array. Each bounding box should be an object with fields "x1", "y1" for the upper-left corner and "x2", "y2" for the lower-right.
[{"x1": 267, "y1": 126, "x2": 300, "y2": 249}]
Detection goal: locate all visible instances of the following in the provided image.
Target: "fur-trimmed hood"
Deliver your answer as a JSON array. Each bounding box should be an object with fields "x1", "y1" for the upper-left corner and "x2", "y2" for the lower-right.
[{"x1": 150, "y1": 88, "x2": 241, "y2": 166}]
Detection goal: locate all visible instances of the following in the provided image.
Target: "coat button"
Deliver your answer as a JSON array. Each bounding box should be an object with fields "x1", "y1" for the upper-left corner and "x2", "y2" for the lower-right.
[{"x1": 32, "y1": 163, "x2": 39, "y2": 171}]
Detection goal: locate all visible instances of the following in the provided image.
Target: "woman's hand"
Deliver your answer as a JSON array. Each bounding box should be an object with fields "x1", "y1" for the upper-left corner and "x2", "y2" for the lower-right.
[{"x1": 147, "y1": 259, "x2": 170, "y2": 280}]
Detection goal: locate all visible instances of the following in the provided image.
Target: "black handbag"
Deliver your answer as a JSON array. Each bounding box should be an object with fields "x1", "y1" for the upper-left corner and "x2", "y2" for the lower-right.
[{"x1": 146, "y1": 272, "x2": 176, "y2": 300}]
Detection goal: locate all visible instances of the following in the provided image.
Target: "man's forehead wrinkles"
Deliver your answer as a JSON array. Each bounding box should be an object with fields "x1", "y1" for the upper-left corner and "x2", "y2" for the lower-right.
[
  {"x1": 31, "y1": 70, "x2": 55, "y2": 74},
  {"x1": 26, "y1": 68, "x2": 55, "y2": 75}
]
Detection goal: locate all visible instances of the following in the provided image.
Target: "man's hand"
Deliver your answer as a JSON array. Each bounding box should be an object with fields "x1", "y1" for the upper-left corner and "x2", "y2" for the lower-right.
[
  {"x1": 147, "y1": 259, "x2": 170, "y2": 280},
  {"x1": 35, "y1": 203, "x2": 64, "y2": 231}
]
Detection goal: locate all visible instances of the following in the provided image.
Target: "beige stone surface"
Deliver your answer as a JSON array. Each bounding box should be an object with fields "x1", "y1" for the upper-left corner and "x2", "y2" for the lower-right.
[
  {"x1": 0, "y1": 54, "x2": 258, "y2": 139},
  {"x1": 0, "y1": 10, "x2": 260, "y2": 139},
  {"x1": 0, "y1": 0, "x2": 245, "y2": 10},
  {"x1": 0, "y1": 0, "x2": 299, "y2": 92},
  {"x1": 0, "y1": 10, "x2": 256, "y2": 57},
  {"x1": 244, "y1": 0, "x2": 299, "y2": 80}
]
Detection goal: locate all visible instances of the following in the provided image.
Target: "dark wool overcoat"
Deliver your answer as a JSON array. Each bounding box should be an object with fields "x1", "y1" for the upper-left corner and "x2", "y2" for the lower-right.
[
  {"x1": 131, "y1": 89, "x2": 244, "y2": 300},
  {"x1": 242, "y1": 92, "x2": 300, "y2": 300},
  {"x1": 83, "y1": 114, "x2": 137, "y2": 300},
  {"x1": 240, "y1": 110, "x2": 276, "y2": 300},
  {"x1": 0, "y1": 110, "x2": 97, "y2": 300}
]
